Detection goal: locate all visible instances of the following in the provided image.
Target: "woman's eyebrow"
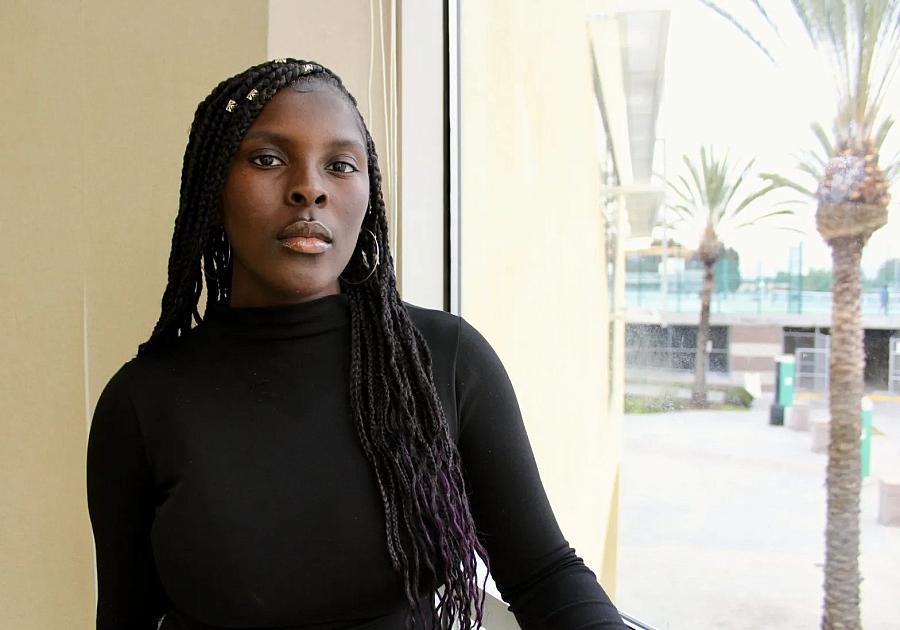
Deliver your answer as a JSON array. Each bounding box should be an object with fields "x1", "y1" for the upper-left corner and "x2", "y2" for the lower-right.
[
  {"x1": 327, "y1": 138, "x2": 367, "y2": 154},
  {"x1": 243, "y1": 129, "x2": 289, "y2": 144},
  {"x1": 243, "y1": 129, "x2": 365, "y2": 153}
]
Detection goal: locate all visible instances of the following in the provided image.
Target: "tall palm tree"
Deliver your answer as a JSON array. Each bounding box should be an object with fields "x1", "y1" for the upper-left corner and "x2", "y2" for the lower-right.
[
  {"x1": 702, "y1": 2, "x2": 900, "y2": 628},
  {"x1": 667, "y1": 147, "x2": 783, "y2": 406}
]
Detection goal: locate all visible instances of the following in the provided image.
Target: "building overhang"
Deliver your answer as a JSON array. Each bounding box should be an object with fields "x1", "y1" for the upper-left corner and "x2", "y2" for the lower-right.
[{"x1": 590, "y1": 3, "x2": 670, "y2": 238}]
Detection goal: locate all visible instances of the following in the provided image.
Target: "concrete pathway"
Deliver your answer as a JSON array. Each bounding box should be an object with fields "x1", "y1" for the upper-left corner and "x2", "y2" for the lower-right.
[{"x1": 616, "y1": 399, "x2": 900, "y2": 629}]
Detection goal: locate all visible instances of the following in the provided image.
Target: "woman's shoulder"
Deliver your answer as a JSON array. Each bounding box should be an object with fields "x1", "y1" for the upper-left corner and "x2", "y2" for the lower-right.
[
  {"x1": 403, "y1": 301, "x2": 460, "y2": 344},
  {"x1": 403, "y1": 303, "x2": 464, "y2": 383},
  {"x1": 402, "y1": 302, "x2": 502, "y2": 371},
  {"x1": 99, "y1": 330, "x2": 206, "y2": 397}
]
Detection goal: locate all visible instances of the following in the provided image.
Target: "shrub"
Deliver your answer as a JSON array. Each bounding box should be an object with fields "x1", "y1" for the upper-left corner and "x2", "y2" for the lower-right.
[
  {"x1": 624, "y1": 394, "x2": 689, "y2": 414},
  {"x1": 721, "y1": 385, "x2": 754, "y2": 408}
]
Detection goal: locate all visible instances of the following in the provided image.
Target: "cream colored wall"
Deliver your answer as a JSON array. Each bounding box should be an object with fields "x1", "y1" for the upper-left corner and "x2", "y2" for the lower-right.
[
  {"x1": 81, "y1": 3, "x2": 268, "y2": 414},
  {"x1": 1, "y1": 4, "x2": 91, "y2": 628},
  {"x1": 460, "y1": 0, "x2": 620, "y2": 599},
  {"x1": 0, "y1": 2, "x2": 267, "y2": 628}
]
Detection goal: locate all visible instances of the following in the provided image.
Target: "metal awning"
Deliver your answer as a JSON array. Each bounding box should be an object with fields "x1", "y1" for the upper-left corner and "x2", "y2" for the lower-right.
[
  {"x1": 619, "y1": 10, "x2": 669, "y2": 184},
  {"x1": 590, "y1": 6, "x2": 670, "y2": 237}
]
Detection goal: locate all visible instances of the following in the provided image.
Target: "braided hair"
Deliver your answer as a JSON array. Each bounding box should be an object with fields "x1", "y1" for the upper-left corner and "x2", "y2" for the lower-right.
[{"x1": 139, "y1": 59, "x2": 488, "y2": 627}]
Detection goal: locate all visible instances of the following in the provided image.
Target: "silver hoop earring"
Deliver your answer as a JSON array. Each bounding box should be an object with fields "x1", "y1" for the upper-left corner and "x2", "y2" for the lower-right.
[{"x1": 340, "y1": 228, "x2": 380, "y2": 285}]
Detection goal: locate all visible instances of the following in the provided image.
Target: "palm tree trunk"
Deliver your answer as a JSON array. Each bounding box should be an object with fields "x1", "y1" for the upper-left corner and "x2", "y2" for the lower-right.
[
  {"x1": 823, "y1": 236, "x2": 864, "y2": 630},
  {"x1": 692, "y1": 261, "x2": 714, "y2": 406}
]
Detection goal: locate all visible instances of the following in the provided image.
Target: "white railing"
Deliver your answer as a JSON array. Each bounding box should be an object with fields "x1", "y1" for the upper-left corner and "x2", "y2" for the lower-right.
[
  {"x1": 795, "y1": 347, "x2": 830, "y2": 393},
  {"x1": 889, "y1": 337, "x2": 900, "y2": 393}
]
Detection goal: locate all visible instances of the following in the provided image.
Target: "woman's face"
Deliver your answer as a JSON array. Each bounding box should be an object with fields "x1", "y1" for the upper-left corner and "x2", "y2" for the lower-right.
[{"x1": 221, "y1": 86, "x2": 370, "y2": 307}]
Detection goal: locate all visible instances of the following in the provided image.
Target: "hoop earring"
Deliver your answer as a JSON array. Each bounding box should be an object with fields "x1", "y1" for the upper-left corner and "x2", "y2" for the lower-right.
[{"x1": 340, "y1": 228, "x2": 380, "y2": 285}]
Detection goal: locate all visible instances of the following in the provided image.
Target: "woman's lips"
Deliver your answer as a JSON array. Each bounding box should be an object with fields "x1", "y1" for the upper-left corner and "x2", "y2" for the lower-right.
[
  {"x1": 280, "y1": 236, "x2": 332, "y2": 254},
  {"x1": 277, "y1": 219, "x2": 334, "y2": 255}
]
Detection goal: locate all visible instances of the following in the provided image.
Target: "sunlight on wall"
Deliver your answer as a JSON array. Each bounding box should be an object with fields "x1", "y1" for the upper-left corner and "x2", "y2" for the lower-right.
[{"x1": 460, "y1": 0, "x2": 620, "y2": 597}]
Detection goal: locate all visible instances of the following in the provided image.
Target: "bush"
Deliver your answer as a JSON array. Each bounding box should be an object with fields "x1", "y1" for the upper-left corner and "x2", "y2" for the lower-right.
[
  {"x1": 624, "y1": 386, "x2": 754, "y2": 414},
  {"x1": 624, "y1": 393, "x2": 689, "y2": 414},
  {"x1": 721, "y1": 385, "x2": 754, "y2": 408}
]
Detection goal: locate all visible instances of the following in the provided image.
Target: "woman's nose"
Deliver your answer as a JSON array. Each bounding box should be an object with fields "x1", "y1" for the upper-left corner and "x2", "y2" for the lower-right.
[{"x1": 287, "y1": 169, "x2": 327, "y2": 207}]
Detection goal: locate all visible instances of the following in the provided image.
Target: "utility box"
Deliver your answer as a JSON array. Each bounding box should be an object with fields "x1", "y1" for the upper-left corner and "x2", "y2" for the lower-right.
[
  {"x1": 861, "y1": 396, "x2": 873, "y2": 479},
  {"x1": 770, "y1": 355, "x2": 796, "y2": 425},
  {"x1": 777, "y1": 355, "x2": 795, "y2": 406}
]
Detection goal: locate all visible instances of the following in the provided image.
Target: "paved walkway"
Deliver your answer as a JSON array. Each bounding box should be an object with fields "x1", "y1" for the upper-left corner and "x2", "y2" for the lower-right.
[{"x1": 616, "y1": 398, "x2": 900, "y2": 629}]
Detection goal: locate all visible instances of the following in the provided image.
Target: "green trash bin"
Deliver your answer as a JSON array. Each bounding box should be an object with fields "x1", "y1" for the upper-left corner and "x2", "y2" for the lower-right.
[
  {"x1": 861, "y1": 396, "x2": 873, "y2": 479},
  {"x1": 770, "y1": 355, "x2": 796, "y2": 425}
]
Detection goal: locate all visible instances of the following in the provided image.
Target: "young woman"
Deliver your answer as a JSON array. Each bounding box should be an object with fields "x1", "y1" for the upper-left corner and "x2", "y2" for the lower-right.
[{"x1": 86, "y1": 59, "x2": 627, "y2": 630}]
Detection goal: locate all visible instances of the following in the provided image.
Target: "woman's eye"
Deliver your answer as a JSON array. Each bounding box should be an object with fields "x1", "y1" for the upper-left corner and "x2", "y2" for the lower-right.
[
  {"x1": 250, "y1": 154, "x2": 285, "y2": 167},
  {"x1": 329, "y1": 161, "x2": 358, "y2": 174}
]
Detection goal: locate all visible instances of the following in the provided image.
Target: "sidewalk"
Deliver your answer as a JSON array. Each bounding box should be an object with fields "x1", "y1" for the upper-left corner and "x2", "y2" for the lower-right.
[{"x1": 616, "y1": 399, "x2": 900, "y2": 629}]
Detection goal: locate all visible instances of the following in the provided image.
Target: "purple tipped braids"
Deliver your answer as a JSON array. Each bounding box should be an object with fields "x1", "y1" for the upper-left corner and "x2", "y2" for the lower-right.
[{"x1": 138, "y1": 59, "x2": 488, "y2": 627}]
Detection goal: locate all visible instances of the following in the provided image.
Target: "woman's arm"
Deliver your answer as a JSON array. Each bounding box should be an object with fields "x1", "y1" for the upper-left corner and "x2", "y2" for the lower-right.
[
  {"x1": 455, "y1": 319, "x2": 627, "y2": 629},
  {"x1": 86, "y1": 365, "x2": 166, "y2": 629}
]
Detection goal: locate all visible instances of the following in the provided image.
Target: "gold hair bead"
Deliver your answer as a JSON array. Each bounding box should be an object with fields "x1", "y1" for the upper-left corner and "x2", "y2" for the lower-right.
[
  {"x1": 225, "y1": 99, "x2": 237, "y2": 112},
  {"x1": 246, "y1": 88, "x2": 259, "y2": 101},
  {"x1": 300, "y1": 63, "x2": 314, "y2": 74}
]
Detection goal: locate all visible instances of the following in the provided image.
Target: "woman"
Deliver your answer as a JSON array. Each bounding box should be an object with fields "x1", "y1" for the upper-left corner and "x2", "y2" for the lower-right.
[{"x1": 86, "y1": 59, "x2": 627, "y2": 630}]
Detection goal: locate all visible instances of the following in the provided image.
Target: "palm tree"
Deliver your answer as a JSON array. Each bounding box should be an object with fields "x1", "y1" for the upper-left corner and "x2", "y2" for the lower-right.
[
  {"x1": 702, "y1": 2, "x2": 900, "y2": 628},
  {"x1": 667, "y1": 147, "x2": 783, "y2": 406}
]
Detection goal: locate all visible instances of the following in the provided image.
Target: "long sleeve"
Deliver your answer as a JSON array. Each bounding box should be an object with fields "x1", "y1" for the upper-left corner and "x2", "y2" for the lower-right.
[
  {"x1": 454, "y1": 319, "x2": 627, "y2": 629},
  {"x1": 86, "y1": 365, "x2": 166, "y2": 629}
]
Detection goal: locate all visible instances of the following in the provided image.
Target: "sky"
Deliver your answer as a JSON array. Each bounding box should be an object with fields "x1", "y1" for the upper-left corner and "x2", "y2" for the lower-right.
[{"x1": 653, "y1": 0, "x2": 900, "y2": 278}]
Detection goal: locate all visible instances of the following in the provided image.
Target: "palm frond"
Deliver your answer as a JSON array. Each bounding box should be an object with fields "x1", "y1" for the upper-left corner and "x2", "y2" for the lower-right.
[
  {"x1": 795, "y1": 147, "x2": 827, "y2": 169},
  {"x1": 854, "y1": 0, "x2": 888, "y2": 136},
  {"x1": 811, "y1": 121, "x2": 835, "y2": 157},
  {"x1": 668, "y1": 148, "x2": 782, "y2": 248},
  {"x1": 667, "y1": 176, "x2": 699, "y2": 208},
  {"x1": 760, "y1": 172, "x2": 817, "y2": 198},
  {"x1": 703, "y1": 146, "x2": 730, "y2": 218},
  {"x1": 867, "y1": 4, "x2": 900, "y2": 118},
  {"x1": 719, "y1": 175, "x2": 746, "y2": 220},
  {"x1": 683, "y1": 154, "x2": 710, "y2": 219},
  {"x1": 750, "y1": 0, "x2": 781, "y2": 36},
  {"x1": 698, "y1": 0, "x2": 778, "y2": 64},
  {"x1": 703, "y1": 0, "x2": 900, "y2": 153},
  {"x1": 883, "y1": 157, "x2": 900, "y2": 185},
  {"x1": 719, "y1": 158, "x2": 757, "y2": 212},
  {"x1": 736, "y1": 208, "x2": 795, "y2": 229},
  {"x1": 787, "y1": 0, "x2": 850, "y2": 100},
  {"x1": 786, "y1": 0, "x2": 815, "y2": 44},
  {"x1": 727, "y1": 182, "x2": 778, "y2": 220},
  {"x1": 874, "y1": 115, "x2": 895, "y2": 150},
  {"x1": 797, "y1": 160, "x2": 823, "y2": 181},
  {"x1": 771, "y1": 198, "x2": 805, "y2": 208},
  {"x1": 668, "y1": 204, "x2": 697, "y2": 222},
  {"x1": 775, "y1": 225, "x2": 808, "y2": 235}
]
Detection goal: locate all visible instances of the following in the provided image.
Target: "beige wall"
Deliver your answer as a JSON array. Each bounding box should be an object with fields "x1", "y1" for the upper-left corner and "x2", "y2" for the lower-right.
[
  {"x1": 0, "y1": 2, "x2": 267, "y2": 628},
  {"x1": 460, "y1": 0, "x2": 620, "y2": 598},
  {"x1": 1, "y1": 4, "x2": 90, "y2": 627}
]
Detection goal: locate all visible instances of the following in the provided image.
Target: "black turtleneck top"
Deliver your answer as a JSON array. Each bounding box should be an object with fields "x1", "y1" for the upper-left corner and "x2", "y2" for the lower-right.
[{"x1": 86, "y1": 294, "x2": 626, "y2": 629}]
